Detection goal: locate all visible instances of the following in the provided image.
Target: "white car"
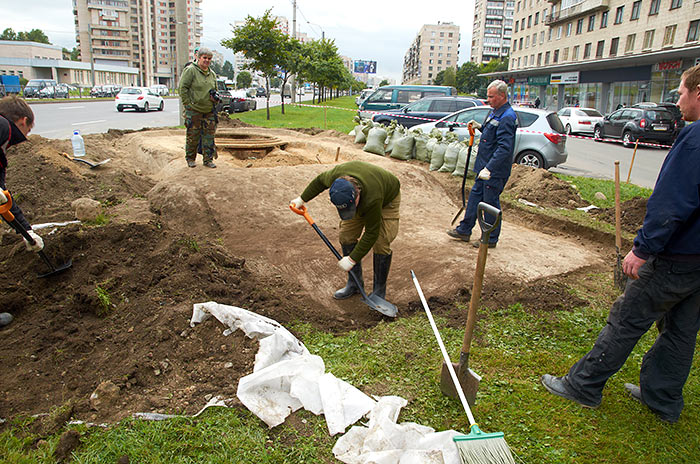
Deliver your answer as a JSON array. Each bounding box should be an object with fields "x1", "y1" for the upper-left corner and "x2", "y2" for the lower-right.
[
  {"x1": 115, "y1": 87, "x2": 164, "y2": 112},
  {"x1": 556, "y1": 107, "x2": 604, "y2": 135},
  {"x1": 149, "y1": 84, "x2": 169, "y2": 96}
]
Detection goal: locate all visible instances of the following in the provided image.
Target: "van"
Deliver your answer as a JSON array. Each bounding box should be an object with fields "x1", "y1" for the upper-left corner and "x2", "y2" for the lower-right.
[
  {"x1": 355, "y1": 88, "x2": 374, "y2": 106},
  {"x1": 23, "y1": 79, "x2": 58, "y2": 98},
  {"x1": 358, "y1": 85, "x2": 458, "y2": 119}
]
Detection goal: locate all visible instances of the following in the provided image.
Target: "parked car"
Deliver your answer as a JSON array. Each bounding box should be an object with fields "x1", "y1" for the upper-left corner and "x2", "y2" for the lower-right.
[
  {"x1": 149, "y1": 84, "x2": 169, "y2": 96},
  {"x1": 38, "y1": 83, "x2": 70, "y2": 99},
  {"x1": 593, "y1": 107, "x2": 675, "y2": 147},
  {"x1": 632, "y1": 102, "x2": 685, "y2": 137},
  {"x1": 355, "y1": 88, "x2": 374, "y2": 106},
  {"x1": 114, "y1": 87, "x2": 164, "y2": 112},
  {"x1": 230, "y1": 89, "x2": 257, "y2": 112},
  {"x1": 256, "y1": 87, "x2": 266, "y2": 97},
  {"x1": 556, "y1": 107, "x2": 604, "y2": 134},
  {"x1": 412, "y1": 106, "x2": 568, "y2": 169},
  {"x1": 23, "y1": 79, "x2": 57, "y2": 98},
  {"x1": 358, "y1": 84, "x2": 458, "y2": 119},
  {"x1": 371, "y1": 96, "x2": 484, "y2": 128}
]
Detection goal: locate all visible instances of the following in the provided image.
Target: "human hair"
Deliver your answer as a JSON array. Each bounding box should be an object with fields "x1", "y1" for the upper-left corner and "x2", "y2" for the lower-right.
[
  {"x1": 681, "y1": 64, "x2": 700, "y2": 93},
  {"x1": 487, "y1": 79, "x2": 508, "y2": 97},
  {"x1": 0, "y1": 95, "x2": 34, "y2": 125},
  {"x1": 197, "y1": 47, "x2": 213, "y2": 58},
  {"x1": 339, "y1": 175, "x2": 362, "y2": 196}
]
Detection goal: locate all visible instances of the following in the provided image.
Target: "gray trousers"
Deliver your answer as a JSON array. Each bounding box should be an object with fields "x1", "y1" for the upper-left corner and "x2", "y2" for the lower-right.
[{"x1": 567, "y1": 256, "x2": 700, "y2": 421}]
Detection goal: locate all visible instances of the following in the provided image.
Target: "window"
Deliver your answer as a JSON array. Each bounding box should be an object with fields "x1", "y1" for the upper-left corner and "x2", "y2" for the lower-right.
[
  {"x1": 631, "y1": 1, "x2": 641, "y2": 19},
  {"x1": 670, "y1": 0, "x2": 682, "y2": 9},
  {"x1": 545, "y1": 50, "x2": 550, "y2": 64},
  {"x1": 515, "y1": 22, "x2": 519, "y2": 32},
  {"x1": 553, "y1": 49, "x2": 559, "y2": 63},
  {"x1": 663, "y1": 24, "x2": 676, "y2": 46},
  {"x1": 596, "y1": 40, "x2": 605, "y2": 57},
  {"x1": 643, "y1": 29, "x2": 655, "y2": 49},
  {"x1": 557, "y1": 26, "x2": 562, "y2": 38},
  {"x1": 535, "y1": 12, "x2": 539, "y2": 24},
  {"x1": 588, "y1": 14, "x2": 596, "y2": 31},
  {"x1": 583, "y1": 42, "x2": 592, "y2": 58},
  {"x1": 688, "y1": 20, "x2": 700, "y2": 42},
  {"x1": 541, "y1": 31, "x2": 545, "y2": 43},
  {"x1": 600, "y1": 11, "x2": 608, "y2": 28},
  {"x1": 625, "y1": 33, "x2": 636, "y2": 52},
  {"x1": 576, "y1": 18, "x2": 584, "y2": 34},
  {"x1": 526, "y1": 36, "x2": 530, "y2": 47},
  {"x1": 615, "y1": 6, "x2": 624, "y2": 24},
  {"x1": 563, "y1": 47, "x2": 569, "y2": 60},
  {"x1": 572, "y1": 45, "x2": 579, "y2": 59},
  {"x1": 528, "y1": 15, "x2": 532, "y2": 27},
  {"x1": 537, "y1": 52, "x2": 542, "y2": 65},
  {"x1": 566, "y1": 22, "x2": 572, "y2": 36},
  {"x1": 610, "y1": 37, "x2": 619, "y2": 55},
  {"x1": 649, "y1": 0, "x2": 660, "y2": 14}
]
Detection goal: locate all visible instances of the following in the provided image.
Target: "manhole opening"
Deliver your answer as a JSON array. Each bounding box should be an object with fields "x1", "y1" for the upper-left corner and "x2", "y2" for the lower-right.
[{"x1": 214, "y1": 132, "x2": 287, "y2": 160}]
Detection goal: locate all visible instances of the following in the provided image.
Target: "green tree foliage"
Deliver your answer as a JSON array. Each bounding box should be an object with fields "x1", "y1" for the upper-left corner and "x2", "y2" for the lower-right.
[
  {"x1": 2, "y1": 28, "x2": 51, "y2": 44},
  {"x1": 433, "y1": 70, "x2": 446, "y2": 85},
  {"x1": 270, "y1": 76, "x2": 282, "y2": 88},
  {"x1": 0, "y1": 28, "x2": 16, "y2": 40},
  {"x1": 455, "y1": 62, "x2": 482, "y2": 94},
  {"x1": 299, "y1": 39, "x2": 345, "y2": 103},
  {"x1": 210, "y1": 61, "x2": 223, "y2": 76},
  {"x1": 222, "y1": 61, "x2": 235, "y2": 79},
  {"x1": 378, "y1": 79, "x2": 389, "y2": 87},
  {"x1": 442, "y1": 67, "x2": 457, "y2": 87},
  {"x1": 276, "y1": 37, "x2": 304, "y2": 113},
  {"x1": 236, "y1": 71, "x2": 252, "y2": 89}
]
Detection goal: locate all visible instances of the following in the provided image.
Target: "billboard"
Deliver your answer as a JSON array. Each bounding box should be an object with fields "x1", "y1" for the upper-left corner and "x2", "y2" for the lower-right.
[{"x1": 354, "y1": 60, "x2": 377, "y2": 74}]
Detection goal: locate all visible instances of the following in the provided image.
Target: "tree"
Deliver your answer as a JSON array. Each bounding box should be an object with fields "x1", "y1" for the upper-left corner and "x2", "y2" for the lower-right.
[
  {"x1": 456, "y1": 62, "x2": 483, "y2": 94},
  {"x1": 270, "y1": 76, "x2": 282, "y2": 88},
  {"x1": 236, "y1": 71, "x2": 252, "y2": 89},
  {"x1": 62, "y1": 47, "x2": 80, "y2": 61},
  {"x1": 221, "y1": 9, "x2": 287, "y2": 120},
  {"x1": 433, "y1": 70, "x2": 446, "y2": 85},
  {"x1": 210, "y1": 61, "x2": 222, "y2": 76},
  {"x1": 378, "y1": 79, "x2": 389, "y2": 87},
  {"x1": 1, "y1": 28, "x2": 51, "y2": 44},
  {"x1": 1, "y1": 28, "x2": 16, "y2": 41},
  {"x1": 222, "y1": 61, "x2": 234, "y2": 80},
  {"x1": 276, "y1": 37, "x2": 304, "y2": 114}
]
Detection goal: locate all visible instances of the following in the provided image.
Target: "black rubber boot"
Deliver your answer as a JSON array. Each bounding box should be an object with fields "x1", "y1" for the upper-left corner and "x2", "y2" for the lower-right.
[
  {"x1": 370, "y1": 253, "x2": 392, "y2": 300},
  {"x1": 334, "y1": 243, "x2": 363, "y2": 300}
]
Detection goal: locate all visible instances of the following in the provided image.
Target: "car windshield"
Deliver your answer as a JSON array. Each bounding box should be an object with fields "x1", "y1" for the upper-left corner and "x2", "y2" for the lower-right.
[
  {"x1": 645, "y1": 110, "x2": 672, "y2": 121},
  {"x1": 121, "y1": 88, "x2": 141, "y2": 95},
  {"x1": 578, "y1": 109, "x2": 602, "y2": 117}
]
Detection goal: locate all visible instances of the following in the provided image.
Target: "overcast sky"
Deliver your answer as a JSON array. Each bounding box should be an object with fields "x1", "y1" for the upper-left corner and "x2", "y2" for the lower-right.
[{"x1": 3, "y1": 0, "x2": 475, "y2": 82}]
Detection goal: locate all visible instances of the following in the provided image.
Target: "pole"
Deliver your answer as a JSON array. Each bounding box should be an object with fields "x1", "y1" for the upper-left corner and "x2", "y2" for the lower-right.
[
  {"x1": 291, "y1": 0, "x2": 297, "y2": 104},
  {"x1": 88, "y1": 25, "x2": 95, "y2": 88},
  {"x1": 626, "y1": 140, "x2": 638, "y2": 184},
  {"x1": 175, "y1": 0, "x2": 188, "y2": 126}
]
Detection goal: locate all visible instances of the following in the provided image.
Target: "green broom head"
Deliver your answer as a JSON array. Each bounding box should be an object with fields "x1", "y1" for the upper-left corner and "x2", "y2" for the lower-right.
[{"x1": 453, "y1": 424, "x2": 515, "y2": 464}]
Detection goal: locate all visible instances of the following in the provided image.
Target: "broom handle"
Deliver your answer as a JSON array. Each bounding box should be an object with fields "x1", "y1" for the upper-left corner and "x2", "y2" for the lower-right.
[{"x1": 411, "y1": 270, "x2": 477, "y2": 426}]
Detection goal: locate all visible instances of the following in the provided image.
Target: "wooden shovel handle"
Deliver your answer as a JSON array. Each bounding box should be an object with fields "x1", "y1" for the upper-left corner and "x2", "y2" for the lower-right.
[{"x1": 614, "y1": 161, "x2": 621, "y2": 249}]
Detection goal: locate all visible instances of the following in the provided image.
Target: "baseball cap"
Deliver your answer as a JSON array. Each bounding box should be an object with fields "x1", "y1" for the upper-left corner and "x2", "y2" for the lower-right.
[{"x1": 329, "y1": 178, "x2": 357, "y2": 220}]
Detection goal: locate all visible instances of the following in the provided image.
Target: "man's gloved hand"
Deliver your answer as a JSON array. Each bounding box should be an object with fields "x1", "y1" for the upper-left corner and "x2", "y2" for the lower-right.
[
  {"x1": 290, "y1": 196, "x2": 305, "y2": 209},
  {"x1": 478, "y1": 168, "x2": 491, "y2": 180},
  {"x1": 24, "y1": 230, "x2": 44, "y2": 252},
  {"x1": 467, "y1": 119, "x2": 482, "y2": 130},
  {"x1": 0, "y1": 190, "x2": 7, "y2": 205},
  {"x1": 338, "y1": 256, "x2": 356, "y2": 272}
]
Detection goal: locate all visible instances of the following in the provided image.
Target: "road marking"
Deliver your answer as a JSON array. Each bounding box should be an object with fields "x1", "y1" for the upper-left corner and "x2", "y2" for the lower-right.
[
  {"x1": 59, "y1": 106, "x2": 85, "y2": 109},
  {"x1": 72, "y1": 120, "x2": 107, "y2": 126}
]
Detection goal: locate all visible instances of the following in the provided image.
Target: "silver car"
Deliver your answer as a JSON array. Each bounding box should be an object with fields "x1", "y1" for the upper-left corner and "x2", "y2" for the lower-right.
[{"x1": 412, "y1": 106, "x2": 568, "y2": 169}]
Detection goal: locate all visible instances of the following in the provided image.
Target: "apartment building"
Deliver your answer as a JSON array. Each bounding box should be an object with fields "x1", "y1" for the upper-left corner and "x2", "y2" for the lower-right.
[
  {"x1": 471, "y1": 0, "x2": 515, "y2": 63},
  {"x1": 73, "y1": 0, "x2": 202, "y2": 88},
  {"x1": 402, "y1": 22, "x2": 460, "y2": 84},
  {"x1": 490, "y1": 0, "x2": 700, "y2": 112}
]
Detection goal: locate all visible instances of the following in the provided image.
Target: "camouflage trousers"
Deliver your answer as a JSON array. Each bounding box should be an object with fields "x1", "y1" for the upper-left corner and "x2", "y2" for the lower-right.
[{"x1": 185, "y1": 109, "x2": 217, "y2": 162}]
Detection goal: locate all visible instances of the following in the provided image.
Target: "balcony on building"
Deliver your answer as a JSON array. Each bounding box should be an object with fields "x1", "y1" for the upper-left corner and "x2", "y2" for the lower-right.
[
  {"x1": 546, "y1": 0, "x2": 608, "y2": 25},
  {"x1": 88, "y1": 0, "x2": 129, "y2": 10}
]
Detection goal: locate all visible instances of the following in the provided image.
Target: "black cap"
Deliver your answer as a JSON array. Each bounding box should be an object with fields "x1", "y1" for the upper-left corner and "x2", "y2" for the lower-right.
[{"x1": 329, "y1": 178, "x2": 357, "y2": 220}]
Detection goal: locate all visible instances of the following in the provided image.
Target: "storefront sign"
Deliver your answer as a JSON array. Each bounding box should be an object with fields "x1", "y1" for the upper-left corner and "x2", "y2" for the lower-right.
[
  {"x1": 550, "y1": 71, "x2": 579, "y2": 84},
  {"x1": 528, "y1": 75, "x2": 549, "y2": 85},
  {"x1": 653, "y1": 60, "x2": 683, "y2": 72}
]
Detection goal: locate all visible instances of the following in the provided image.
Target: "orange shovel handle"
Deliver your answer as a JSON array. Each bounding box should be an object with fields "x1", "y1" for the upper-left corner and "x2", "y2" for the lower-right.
[
  {"x1": 289, "y1": 203, "x2": 315, "y2": 226},
  {"x1": 468, "y1": 123, "x2": 475, "y2": 146},
  {"x1": 0, "y1": 189, "x2": 16, "y2": 222}
]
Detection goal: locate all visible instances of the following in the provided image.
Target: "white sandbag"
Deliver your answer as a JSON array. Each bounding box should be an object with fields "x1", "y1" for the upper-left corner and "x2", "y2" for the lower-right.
[
  {"x1": 364, "y1": 126, "x2": 387, "y2": 156},
  {"x1": 384, "y1": 122, "x2": 400, "y2": 153},
  {"x1": 438, "y1": 140, "x2": 462, "y2": 172},
  {"x1": 452, "y1": 141, "x2": 478, "y2": 178},
  {"x1": 428, "y1": 141, "x2": 447, "y2": 171},
  {"x1": 390, "y1": 133, "x2": 415, "y2": 160},
  {"x1": 354, "y1": 124, "x2": 367, "y2": 143}
]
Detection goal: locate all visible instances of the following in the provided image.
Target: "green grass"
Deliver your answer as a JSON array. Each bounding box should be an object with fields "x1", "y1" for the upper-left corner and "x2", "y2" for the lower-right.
[
  {"x1": 554, "y1": 174, "x2": 653, "y2": 208},
  {"x1": 233, "y1": 96, "x2": 357, "y2": 133}
]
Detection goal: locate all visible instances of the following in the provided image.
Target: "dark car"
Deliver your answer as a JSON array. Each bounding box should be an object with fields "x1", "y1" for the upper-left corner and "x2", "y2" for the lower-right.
[
  {"x1": 256, "y1": 87, "x2": 266, "y2": 97},
  {"x1": 215, "y1": 80, "x2": 257, "y2": 113},
  {"x1": 632, "y1": 102, "x2": 685, "y2": 137},
  {"x1": 371, "y1": 96, "x2": 484, "y2": 128},
  {"x1": 39, "y1": 83, "x2": 70, "y2": 99},
  {"x1": 594, "y1": 107, "x2": 675, "y2": 148}
]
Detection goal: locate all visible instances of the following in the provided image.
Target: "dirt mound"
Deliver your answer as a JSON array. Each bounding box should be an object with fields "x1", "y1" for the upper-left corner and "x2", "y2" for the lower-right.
[
  {"x1": 592, "y1": 197, "x2": 647, "y2": 234},
  {"x1": 505, "y1": 164, "x2": 588, "y2": 208},
  {"x1": 217, "y1": 117, "x2": 254, "y2": 129}
]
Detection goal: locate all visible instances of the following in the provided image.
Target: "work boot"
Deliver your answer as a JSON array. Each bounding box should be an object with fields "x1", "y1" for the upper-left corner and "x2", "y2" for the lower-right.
[
  {"x1": 334, "y1": 243, "x2": 363, "y2": 299},
  {"x1": 369, "y1": 253, "x2": 392, "y2": 300},
  {"x1": 0, "y1": 312, "x2": 13, "y2": 327},
  {"x1": 541, "y1": 374, "x2": 601, "y2": 409},
  {"x1": 204, "y1": 160, "x2": 217, "y2": 168},
  {"x1": 187, "y1": 159, "x2": 196, "y2": 168},
  {"x1": 624, "y1": 383, "x2": 678, "y2": 423}
]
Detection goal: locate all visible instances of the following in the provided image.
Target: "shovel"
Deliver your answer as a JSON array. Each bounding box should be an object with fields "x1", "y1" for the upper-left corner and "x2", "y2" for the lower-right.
[
  {"x1": 613, "y1": 161, "x2": 627, "y2": 291},
  {"x1": 451, "y1": 123, "x2": 477, "y2": 226},
  {"x1": 62, "y1": 152, "x2": 111, "y2": 169},
  {"x1": 0, "y1": 190, "x2": 72, "y2": 278},
  {"x1": 290, "y1": 204, "x2": 397, "y2": 317},
  {"x1": 441, "y1": 202, "x2": 502, "y2": 406}
]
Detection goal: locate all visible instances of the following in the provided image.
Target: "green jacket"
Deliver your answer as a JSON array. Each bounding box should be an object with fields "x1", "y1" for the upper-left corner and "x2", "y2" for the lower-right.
[
  {"x1": 179, "y1": 64, "x2": 217, "y2": 114},
  {"x1": 301, "y1": 161, "x2": 400, "y2": 262}
]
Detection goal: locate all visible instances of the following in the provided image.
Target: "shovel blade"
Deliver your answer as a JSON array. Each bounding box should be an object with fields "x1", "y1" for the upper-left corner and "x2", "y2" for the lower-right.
[
  {"x1": 38, "y1": 259, "x2": 72, "y2": 279},
  {"x1": 365, "y1": 294, "x2": 398, "y2": 318},
  {"x1": 450, "y1": 206, "x2": 464, "y2": 226},
  {"x1": 440, "y1": 361, "x2": 480, "y2": 407}
]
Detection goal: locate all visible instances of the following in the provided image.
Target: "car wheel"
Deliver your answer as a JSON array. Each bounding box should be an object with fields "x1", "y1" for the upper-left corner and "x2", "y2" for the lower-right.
[
  {"x1": 251, "y1": 101, "x2": 257, "y2": 110},
  {"x1": 117, "y1": 105, "x2": 124, "y2": 112},
  {"x1": 594, "y1": 126, "x2": 603, "y2": 142},
  {"x1": 622, "y1": 130, "x2": 635, "y2": 148},
  {"x1": 158, "y1": 101, "x2": 164, "y2": 111},
  {"x1": 143, "y1": 102, "x2": 149, "y2": 112},
  {"x1": 566, "y1": 124, "x2": 572, "y2": 135},
  {"x1": 515, "y1": 150, "x2": 545, "y2": 169}
]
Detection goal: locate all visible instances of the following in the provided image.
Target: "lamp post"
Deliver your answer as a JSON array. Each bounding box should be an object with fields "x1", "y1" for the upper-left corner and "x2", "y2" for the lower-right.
[{"x1": 88, "y1": 24, "x2": 95, "y2": 88}]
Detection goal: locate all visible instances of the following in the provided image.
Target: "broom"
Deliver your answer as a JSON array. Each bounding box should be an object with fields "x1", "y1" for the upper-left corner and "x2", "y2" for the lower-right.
[{"x1": 411, "y1": 270, "x2": 515, "y2": 464}]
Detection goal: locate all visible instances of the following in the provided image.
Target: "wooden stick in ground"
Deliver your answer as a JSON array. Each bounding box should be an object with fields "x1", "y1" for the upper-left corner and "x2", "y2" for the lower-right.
[
  {"x1": 626, "y1": 140, "x2": 638, "y2": 183},
  {"x1": 614, "y1": 160, "x2": 627, "y2": 291},
  {"x1": 335, "y1": 146, "x2": 340, "y2": 162}
]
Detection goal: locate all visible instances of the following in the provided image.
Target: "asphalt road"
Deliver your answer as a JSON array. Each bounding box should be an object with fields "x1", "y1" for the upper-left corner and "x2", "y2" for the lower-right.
[{"x1": 28, "y1": 99, "x2": 669, "y2": 188}]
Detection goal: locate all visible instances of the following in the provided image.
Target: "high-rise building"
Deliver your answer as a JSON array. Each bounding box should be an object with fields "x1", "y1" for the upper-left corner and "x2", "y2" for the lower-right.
[
  {"x1": 471, "y1": 0, "x2": 514, "y2": 64},
  {"x1": 73, "y1": 0, "x2": 202, "y2": 88},
  {"x1": 402, "y1": 22, "x2": 460, "y2": 85}
]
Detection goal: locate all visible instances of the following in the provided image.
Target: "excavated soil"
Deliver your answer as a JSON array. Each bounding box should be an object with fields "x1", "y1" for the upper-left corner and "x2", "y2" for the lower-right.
[
  {"x1": 0, "y1": 121, "x2": 643, "y2": 430},
  {"x1": 593, "y1": 197, "x2": 648, "y2": 234}
]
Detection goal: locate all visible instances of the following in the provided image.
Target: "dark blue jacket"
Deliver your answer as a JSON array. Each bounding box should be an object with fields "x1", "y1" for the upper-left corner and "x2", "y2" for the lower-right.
[
  {"x1": 633, "y1": 121, "x2": 700, "y2": 260},
  {"x1": 473, "y1": 102, "x2": 517, "y2": 179},
  {"x1": 0, "y1": 115, "x2": 32, "y2": 231}
]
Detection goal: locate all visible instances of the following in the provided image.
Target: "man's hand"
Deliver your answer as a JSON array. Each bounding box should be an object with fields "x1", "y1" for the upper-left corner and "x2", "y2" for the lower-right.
[
  {"x1": 467, "y1": 119, "x2": 482, "y2": 130},
  {"x1": 622, "y1": 250, "x2": 646, "y2": 279},
  {"x1": 478, "y1": 168, "x2": 491, "y2": 180},
  {"x1": 24, "y1": 230, "x2": 44, "y2": 253},
  {"x1": 0, "y1": 190, "x2": 7, "y2": 205},
  {"x1": 290, "y1": 196, "x2": 305, "y2": 209},
  {"x1": 338, "y1": 256, "x2": 356, "y2": 272}
]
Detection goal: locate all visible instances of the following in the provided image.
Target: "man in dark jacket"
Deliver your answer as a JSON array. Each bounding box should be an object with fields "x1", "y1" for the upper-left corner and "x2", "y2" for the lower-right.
[
  {"x1": 0, "y1": 96, "x2": 43, "y2": 327},
  {"x1": 290, "y1": 161, "x2": 401, "y2": 310},
  {"x1": 447, "y1": 79, "x2": 516, "y2": 248},
  {"x1": 541, "y1": 64, "x2": 700, "y2": 424}
]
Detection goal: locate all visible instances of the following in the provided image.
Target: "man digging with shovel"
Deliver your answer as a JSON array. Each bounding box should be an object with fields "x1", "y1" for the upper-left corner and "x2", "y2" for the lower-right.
[{"x1": 290, "y1": 161, "x2": 400, "y2": 314}]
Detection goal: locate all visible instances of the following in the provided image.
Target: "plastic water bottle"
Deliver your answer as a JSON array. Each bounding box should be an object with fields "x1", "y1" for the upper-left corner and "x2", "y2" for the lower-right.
[{"x1": 71, "y1": 130, "x2": 86, "y2": 157}]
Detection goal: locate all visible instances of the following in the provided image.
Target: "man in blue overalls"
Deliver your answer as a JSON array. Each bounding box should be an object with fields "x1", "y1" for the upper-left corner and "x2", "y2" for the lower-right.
[{"x1": 447, "y1": 79, "x2": 517, "y2": 248}]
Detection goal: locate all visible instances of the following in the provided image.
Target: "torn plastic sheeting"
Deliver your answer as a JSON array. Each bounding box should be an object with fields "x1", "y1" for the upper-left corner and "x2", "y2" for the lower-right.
[
  {"x1": 133, "y1": 396, "x2": 229, "y2": 421},
  {"x1": 319, "y1": 372, "x2": 377, "y2": 436}
]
